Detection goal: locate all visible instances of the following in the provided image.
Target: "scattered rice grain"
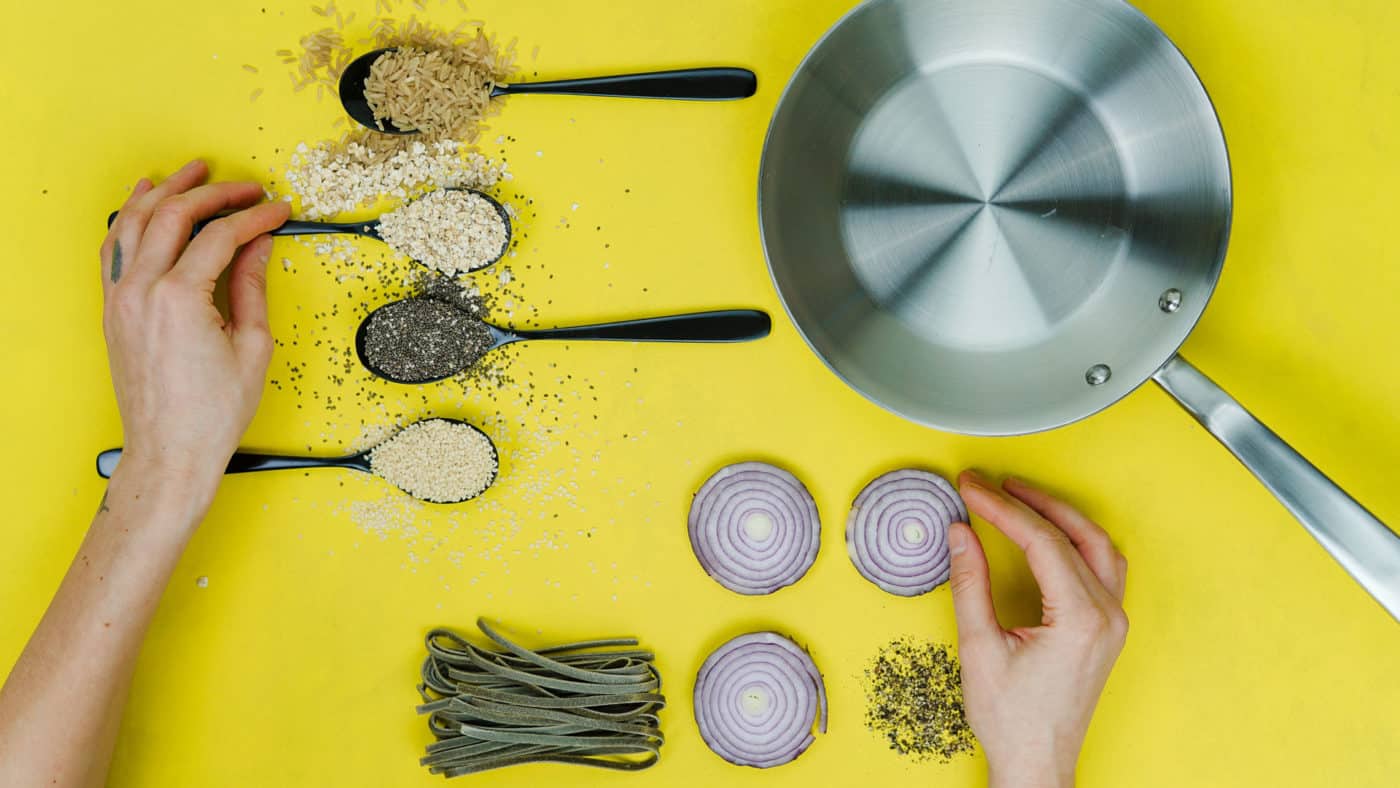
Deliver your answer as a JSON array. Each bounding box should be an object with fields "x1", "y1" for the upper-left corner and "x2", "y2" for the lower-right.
[{"x1": 363, "y1": 41, "x2": 509, "y2": 139}]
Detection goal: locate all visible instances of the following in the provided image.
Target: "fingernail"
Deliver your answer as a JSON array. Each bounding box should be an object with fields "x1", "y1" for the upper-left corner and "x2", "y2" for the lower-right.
[
  {"x1": 257, "y1": 236, "x2": 273, "y2": 264},
  {"x1": 949, "y1": 524, "x2": 967, "y2": 556}
]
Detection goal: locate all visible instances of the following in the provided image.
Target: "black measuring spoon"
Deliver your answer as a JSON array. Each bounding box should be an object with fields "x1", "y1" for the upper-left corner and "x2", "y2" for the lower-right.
[
  {"x1": 95, "y1": 418, "x2": 499, "y2": 504},
  {"x1": 356, "y1": 303, "x2": 772, "y2": 384},
  {"x1": 340, "y1": 48, "x2": 758, "y2": 134},
  {"x1": 104, "y1": 187, "x2": 512, "y2": 272}
]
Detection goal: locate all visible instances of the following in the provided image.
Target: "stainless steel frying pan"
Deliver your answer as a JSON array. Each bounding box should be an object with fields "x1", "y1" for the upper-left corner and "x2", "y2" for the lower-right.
[{"x1": 758, "y1": 0, "x2": 1400, "y2": 618}]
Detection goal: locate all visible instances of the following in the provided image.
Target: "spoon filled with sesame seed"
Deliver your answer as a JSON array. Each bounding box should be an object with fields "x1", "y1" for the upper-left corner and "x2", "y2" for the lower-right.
[
  {"x1": 355, "y1": 298, "x2": 773, "y2": 385},
  {"x1": 96, "y1": 418, "x2": 499, "y2": 505},
  {"x1": 105, "y1": 187, "x2": 512, "y2": 275}
]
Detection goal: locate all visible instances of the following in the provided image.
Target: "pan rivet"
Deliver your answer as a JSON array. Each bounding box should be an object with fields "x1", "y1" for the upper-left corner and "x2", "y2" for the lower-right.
[
  {"x1": 1159, "y1": 288, "x2": 1183, "y2": 313},
  {"x1": 1086, "y1": 364, "x2": 1112, "y2": 386}
]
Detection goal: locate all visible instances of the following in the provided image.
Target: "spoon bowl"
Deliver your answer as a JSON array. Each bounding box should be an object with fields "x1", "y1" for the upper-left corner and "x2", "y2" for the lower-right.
[
  {"x1": 356, "y1": 300, "x2": 772, "y2": 384},
  {"x1": 96, "y1": 418, "x2": 498, "y2": 504},
  {"x1": 339, "y1": 47, "x2": 758, "y2": 135}
]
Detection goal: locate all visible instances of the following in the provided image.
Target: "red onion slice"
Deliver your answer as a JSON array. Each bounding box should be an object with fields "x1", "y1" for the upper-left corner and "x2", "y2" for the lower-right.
[
  {"x1": 846, "y1": 469, "x2": 968, "y2": 597},
  {"x1": 688, "y1": 462, "x2": 820, "y2": 595},
  {"x1": 693, "y1": 632, "x2": 827, "y2": 768}
]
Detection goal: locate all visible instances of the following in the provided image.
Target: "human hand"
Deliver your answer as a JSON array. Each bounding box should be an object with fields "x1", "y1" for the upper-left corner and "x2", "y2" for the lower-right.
[
  {"x1": 100, "y1": 159, "x2": 290, "y2": 502},
  {"x1": 948, "y1": 471, "x2": 1129, "y2": 788}
]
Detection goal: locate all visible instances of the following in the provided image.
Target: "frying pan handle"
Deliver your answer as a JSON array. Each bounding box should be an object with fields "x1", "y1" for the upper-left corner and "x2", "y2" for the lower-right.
[{"x1": 1153, "y1": 356, "x2": 1400, "y2": 621}]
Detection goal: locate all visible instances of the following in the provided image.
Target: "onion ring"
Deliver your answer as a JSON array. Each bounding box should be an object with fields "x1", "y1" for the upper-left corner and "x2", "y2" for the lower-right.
[
  {"x1": 846, "y1": 469, "x2": 967, "y2": 596},
  {"x1": 688, "y1": 462, "x2": 820, "y2": 595},
  {"x1": 693, "y1": 632, "x2": 827, "y2": 768}
]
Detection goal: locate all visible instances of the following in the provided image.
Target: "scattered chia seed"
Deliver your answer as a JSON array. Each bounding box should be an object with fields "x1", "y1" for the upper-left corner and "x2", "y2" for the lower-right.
[
  {"x1": 863, "y1": 638, "x2": 976, "y2": 763},
  {"x1": 362, "y1": 297, "x2": 495, "y2": 383}
]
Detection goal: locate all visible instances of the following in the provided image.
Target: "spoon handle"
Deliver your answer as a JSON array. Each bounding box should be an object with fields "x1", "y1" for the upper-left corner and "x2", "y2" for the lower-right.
[
  {"x1": 269, "y1": 219, "x2": 376, "y2": 237},
  {"x1": 512, "y1": 310, "x2": 771, "y2": 343},
  {"x1": 96, "y1": 449, "x2": 366, "y2": 479},
  {"x1": 106, "y1": 212, "x2": 375, "y2": 239},
  {"x1": 498, "y1": 68, "x2": 756, "y2": 101}
]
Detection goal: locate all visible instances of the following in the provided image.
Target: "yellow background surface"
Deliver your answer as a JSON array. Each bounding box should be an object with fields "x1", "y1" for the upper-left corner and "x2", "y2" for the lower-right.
[{"x1": 3, "y1": 1, "x2": 1399, "y2": 786}]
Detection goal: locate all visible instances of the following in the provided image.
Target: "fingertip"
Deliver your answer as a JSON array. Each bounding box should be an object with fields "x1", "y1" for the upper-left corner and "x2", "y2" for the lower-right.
[
  {"x1": 256, "y1": 198, "x2": 291, "y2": 229},
  {"x1": 946, "y1": 522, "x2": 999, "y2": 641},
  {"x1": 255, "y1": 234, "x2": 274, "y2": 263},
  {"x1": 949, "y1": 521, "x2": 970, "y2": 556},
  {"x1": 957, "y1": 469, "x2": 989, "y2": 491}
]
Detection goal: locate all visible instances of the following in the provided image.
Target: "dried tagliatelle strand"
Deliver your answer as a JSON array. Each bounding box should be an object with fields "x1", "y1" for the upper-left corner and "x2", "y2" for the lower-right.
[{"x1": 416, "y1": 618, "x2": 666, "y2": 778}]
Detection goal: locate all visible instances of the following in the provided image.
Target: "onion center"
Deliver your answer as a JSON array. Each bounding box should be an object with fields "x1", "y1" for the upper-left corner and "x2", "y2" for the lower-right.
[
  {"x1": 901, "y1": 520, "x2": 927, "y2": 544},
  {"x1": 743, "y1": 512, "x2": 776, "y2": 542},
  {"x1": 846, "y1": 469, "x2": 967, "y2": 597},
  {"x1": 694, "y1": 631, "x2": 828, "y2": 768},
  {"x1": 688, "y1": 462, "x2": 820, "y2": 596},
  {"x1": 740, "y1": 685, "x2": 771, "y2": 716}
]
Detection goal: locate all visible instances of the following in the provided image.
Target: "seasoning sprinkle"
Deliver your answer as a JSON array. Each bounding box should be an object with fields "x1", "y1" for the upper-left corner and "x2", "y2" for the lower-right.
[{"x1": 863, "y1": 638, "x2": 976, "y2": 763}]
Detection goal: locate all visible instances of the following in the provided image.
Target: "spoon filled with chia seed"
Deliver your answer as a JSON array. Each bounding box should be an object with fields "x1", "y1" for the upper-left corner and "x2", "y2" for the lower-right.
[
  {"x1": 356, "y1": 297, "x2": 773, "y2": 385},
  {"x1": 105, "y1": 187, "x2": 512, "y2": 275},
  {"x1": 96, "y1": 418, "x2": 498, "y2": 504},
  {"x1": 340, "y1": 47, "x2": 758, "y2": 135}
]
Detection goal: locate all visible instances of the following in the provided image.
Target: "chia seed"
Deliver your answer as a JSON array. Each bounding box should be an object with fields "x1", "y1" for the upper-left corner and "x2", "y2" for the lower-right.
[{"x1": 362, "y1": 297, "x2": 495, "y2": 383}]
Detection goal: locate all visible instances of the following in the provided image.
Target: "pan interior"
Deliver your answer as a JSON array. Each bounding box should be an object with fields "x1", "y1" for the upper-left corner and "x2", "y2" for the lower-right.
[{"x1": 759, "y1": 0, "x2": 1232, "y2": 435}]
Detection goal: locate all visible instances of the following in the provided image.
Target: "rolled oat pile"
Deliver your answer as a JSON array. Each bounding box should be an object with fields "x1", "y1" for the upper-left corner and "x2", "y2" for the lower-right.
[
  {"x1": 377, "y1": 189, "x2": 509, "y2": 274},
  {"x1": 284, "y1": 138, "x2": 509, "y2": 220}
]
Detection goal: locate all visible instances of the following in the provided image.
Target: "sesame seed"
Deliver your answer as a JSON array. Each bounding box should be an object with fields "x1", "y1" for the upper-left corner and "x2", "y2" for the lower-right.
[{"x1": 369, "y1": 419, "x2": 498, "y2": 504}]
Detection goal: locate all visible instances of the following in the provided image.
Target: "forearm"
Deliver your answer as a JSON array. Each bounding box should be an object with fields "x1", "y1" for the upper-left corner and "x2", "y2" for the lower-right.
[
  {"x1": 985, "y1": 729, "x2": 1079, "y2": 788},
  {"x1": 989, "y1": 761, "x2": 1076, "y2": 788},
  {"x1": 0, "y1": 460, "x2": 217, "y2": 788}
]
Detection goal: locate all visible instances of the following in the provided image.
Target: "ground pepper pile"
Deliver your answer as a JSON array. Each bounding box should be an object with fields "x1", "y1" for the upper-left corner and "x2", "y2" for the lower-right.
[{"x1": 863, "y1": 638, "x2": 976, "y2": 763}]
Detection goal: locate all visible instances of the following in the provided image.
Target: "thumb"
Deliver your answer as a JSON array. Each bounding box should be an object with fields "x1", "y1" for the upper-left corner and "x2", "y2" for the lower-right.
[
  {"x1": 228, "y1": 234, "x2": 275, "y2": 372},
  {"x1": 947, "y1": 522, "x2": 1000, "y2": 643}
]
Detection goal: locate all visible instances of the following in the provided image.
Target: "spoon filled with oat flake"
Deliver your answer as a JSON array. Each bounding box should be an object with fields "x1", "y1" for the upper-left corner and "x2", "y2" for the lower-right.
[
  {"x1": 105, "y1": 187, "x2": 512, "y2": 275},
  {"x1": 339, "y1": 46, "x2": 758, "y2": 134},
  {"x1": 356, "y1": 297, "x2": 773, "y2": 385},
  {"x1": 97, "y1": 418, "x2": 499, "y2": 504}
]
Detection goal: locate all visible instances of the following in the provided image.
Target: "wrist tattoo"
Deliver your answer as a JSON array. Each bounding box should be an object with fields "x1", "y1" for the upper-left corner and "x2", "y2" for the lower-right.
[{"x1": 111, "y1": 240, "x2": 124, "y2": 283}]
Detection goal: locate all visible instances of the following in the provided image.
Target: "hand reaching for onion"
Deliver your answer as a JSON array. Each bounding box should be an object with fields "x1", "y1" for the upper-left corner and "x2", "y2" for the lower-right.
[{"x1": 949, "y1": 471, "x2": 1129, "y2": 788}]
